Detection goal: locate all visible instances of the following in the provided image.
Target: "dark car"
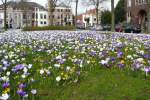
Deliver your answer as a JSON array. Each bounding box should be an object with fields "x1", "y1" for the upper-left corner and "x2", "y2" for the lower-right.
[
  {"x1": 115, "y1": 25, "x2": 123, "y2": 32},
  {"x1": 102, "y1": 25, "x2": 111, "y2": 31},
  {"x1": 124, "y1": 25, "x2": 141, "y2": 33}
]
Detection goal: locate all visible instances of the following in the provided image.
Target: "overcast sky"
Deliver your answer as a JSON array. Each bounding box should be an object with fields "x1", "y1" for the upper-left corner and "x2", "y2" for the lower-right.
[
  {"x1": 31, "y1": 0, "x2": 119, "y2": 14},
  {"x1": 0, "y1": 0, "x2": 119, "y2": 14}
]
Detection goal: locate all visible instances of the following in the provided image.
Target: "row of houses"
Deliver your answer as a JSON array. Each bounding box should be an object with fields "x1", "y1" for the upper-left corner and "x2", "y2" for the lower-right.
[
  {"x1": 1, "y1": 0, "x2": 147, "y2": 30},
  {"x1": 0, "y1": 1, "x2": 73, "y2": 28}
]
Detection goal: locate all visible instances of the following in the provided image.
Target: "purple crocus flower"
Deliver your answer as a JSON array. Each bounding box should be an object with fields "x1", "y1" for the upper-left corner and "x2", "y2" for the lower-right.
[
  {"x1": 12, "y1": 64, "x2": 25, "y2": 72},
  {"x1": 2, "y1": 82, "x2": 10, "y2": 88},
  {"x1": 17, "y1": 90, "x2": 27, "y2": 97},
  {"x1": 118, "y1": 63, "x2": 125, "y2": 68},
  {"x1": 74, "y1": 60, "x2": 81, "y2": 65},
  {"x1": 132, "y1": 62, "x2": 142, "y2": 70},
  {"x1": 58, "y1": 59, "x2": 64, "y2": 64},
  {"x1": 19, "y1": 83, "x2": 26, "y2": 89},
  {"x1": 110, "y1": 57, "x2": 115, "y2": 63},
  {"x1": 90, "y1": 50, "x2": 97, "y2": 56},
  {"x1": 117, "y1": 51, "x2": 123, "y2": 58},
  {"x1": 143, "y1": 67, "x2": 150, "y2": 73},
  {"x1": 143, "y1": 54, "x2": 150, "y2": 59},
  {"x1": 1, "y1": 60, "x2": 10, "y2": 67}
]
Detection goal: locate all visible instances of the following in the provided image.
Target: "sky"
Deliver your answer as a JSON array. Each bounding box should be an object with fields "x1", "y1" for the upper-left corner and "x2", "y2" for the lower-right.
[{"x1": 31, "y1": 0, "x2": 119, "y2": 14}]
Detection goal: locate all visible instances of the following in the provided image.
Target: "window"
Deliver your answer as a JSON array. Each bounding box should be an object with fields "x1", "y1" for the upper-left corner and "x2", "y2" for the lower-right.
[
  {"x1": 23, "y1": 14, "x2": 26, "y2": 19},
  {"x1": 36, "y1": 13, "x2": 38, "y2": 19},
  {"x1": 44, "y1": 21, "x2": 46, "y2": 24},
  {"x1": 61, "y1": 14, "x2": 63, "y2": 18},
  {"x1": 52, "y1": 15, "x2": 55, "y2": 18},
  {"x1": 58, "y1": 16, "x2": 60, "y2": 19},
  {"x1": 35, "y1": 8, "x2": 38, "y2": 11},
  {"x1": 136, "y1": 0, "x2": 148, "y2": 5},
  {"x1": 40, "y1": 21, "x2": 43, "y2": 24},
  {"x1": 68, "y1": 16, "x2": 70, "y2": 19},
  {"x1": 40, "y1": 14, "x2": 43, "y2": 19},
  {"x1": 44, "y1": 15, "x2": 46, "y2": 19},
  {"x1": 32, "y1": 13, "x2": 35, "y2": 19}
]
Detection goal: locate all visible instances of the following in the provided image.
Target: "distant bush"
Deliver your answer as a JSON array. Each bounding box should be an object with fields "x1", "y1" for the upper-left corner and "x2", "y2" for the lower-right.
[{"x1": 23, "y1": 26, "x2": 75, "y2": 31}]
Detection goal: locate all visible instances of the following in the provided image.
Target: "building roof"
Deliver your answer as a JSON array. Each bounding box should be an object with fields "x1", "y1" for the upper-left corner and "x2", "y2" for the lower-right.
[
  {"x1": 85, "y1": 9, "x2": 96, "y2": 14},
  {"x1": 56, "y1": 3, "x2": 70, "y2": 8},
  {"x1": 0, "y1": 1, "x2": 47, "y2": 11}
]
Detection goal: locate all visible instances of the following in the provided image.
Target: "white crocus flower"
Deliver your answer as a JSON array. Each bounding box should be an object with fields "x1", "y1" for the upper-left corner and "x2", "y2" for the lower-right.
[
  {"x1": 40, "y1": 69, "x2": 44, "y2": 75},
  {"x1": 28, "y1": 64, "x2": 32, "y2": 69},
  {"x1": 56, "y1": 76, "x2": 61, "y2": 82},
  {"x1": 21, "y1": 74, "x2": 26, "y2": 79},
  {"x1": 23, "y1": 67, "x2": 28, "y2": 73},
  {"x1": 137, "y1": 58, "x2": 144, "y2": 63},
  {"x1": 0, "y1": 93, "x2": 9, "y2": 100},
  {"x1": 6, "y1": 72, "x2": 10, "y2": 76},
  {"x1": 31, "y1": 89, "x2": 37, "y2": 95},
  {"x1": 66, "y1": 66, "x2": 70, "y2": 71},
  {"x1": 54, "y1": 64, "x2": 60, "y2": 68},
  {"x1": 100, "y1": 60, "x2": 108, "y2": 65}
]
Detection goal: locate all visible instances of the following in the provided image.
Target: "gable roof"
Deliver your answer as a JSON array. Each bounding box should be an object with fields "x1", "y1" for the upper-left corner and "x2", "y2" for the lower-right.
[{"x1": 0, "y1": 1, "x2": 47, "y2": 11}]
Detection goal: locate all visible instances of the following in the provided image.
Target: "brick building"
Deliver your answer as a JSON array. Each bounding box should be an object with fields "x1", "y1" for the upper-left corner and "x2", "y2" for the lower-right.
[{"x1": 126, "y1": 0, "x2": 150, "y2": 29}]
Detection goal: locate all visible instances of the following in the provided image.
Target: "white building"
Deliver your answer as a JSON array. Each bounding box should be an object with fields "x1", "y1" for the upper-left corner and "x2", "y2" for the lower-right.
[
  {"x1": 77, "y1": 9, "x2": 101, "y2": 28},
  {"x1": 33, "y1": 7, "x2": 49, "y2": 27},
  {"x1": 0, "y1": 1, "x2": 73, "y2": 28}
]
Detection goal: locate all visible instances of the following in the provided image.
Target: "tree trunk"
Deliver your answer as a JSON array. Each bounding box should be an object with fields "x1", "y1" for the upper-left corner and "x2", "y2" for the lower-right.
[
  {"x1": 75, "y1": 0, "x2": 78, "y2": 27},
  {"x1": 111, "y1": 0, "x2": 115, "y2": 32},
  {"x1": 4, "y1": 0, "x2": 7, "y2": 31},
  {"x1": 49, "y1": 11, "x2": 54, "y2": 26},
  {"x1": 48, "y1": 1, "x2": 54, "y2": 26},
  {"x1": 148, "y1": 0, "x2": 150, "y2": 33},
  {"x1": 96, "y1": 0, "x2": 99, "y2": 25}
]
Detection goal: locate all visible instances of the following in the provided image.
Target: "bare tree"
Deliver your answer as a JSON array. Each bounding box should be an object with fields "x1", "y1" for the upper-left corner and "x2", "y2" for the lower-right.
[
  {"x1": 1, "y1": 0, "x2": 8, "y2": 30},
  {"x1": 75, "y1": 0, "x2": 78, "y2": 27},
  {"x1": 111, "y1": 0, "x2": 115, "y2": 32},
  {"x1": 47, "y1": 0, "x2": 58, "y2": 26},
  {"x1": 20, "y1": 0, "x2": 30, "y2": 28},
  {"x1": 148, "y1": 0, "x2": 150, "y2": 32},
  {"x1": 62, "y1": 0, "x2": 78, "y2": 27}
]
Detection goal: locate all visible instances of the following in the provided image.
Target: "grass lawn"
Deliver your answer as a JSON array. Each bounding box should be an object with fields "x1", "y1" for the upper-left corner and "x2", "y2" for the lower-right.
[
  {"x1": 35, "y1": 67, "x2": 150, "y2": 100},
  {"x1": 0, "y1": 32, "x2": 149, "y2": 100}
]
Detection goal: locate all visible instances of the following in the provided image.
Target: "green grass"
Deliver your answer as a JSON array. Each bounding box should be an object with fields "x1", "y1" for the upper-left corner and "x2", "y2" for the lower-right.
[
  {"x1": 1, "y1": 39, "x2": 150, "y2": 100},
  {"x1": 34, "y1": 67, "x2": 150, "y2": 100}
]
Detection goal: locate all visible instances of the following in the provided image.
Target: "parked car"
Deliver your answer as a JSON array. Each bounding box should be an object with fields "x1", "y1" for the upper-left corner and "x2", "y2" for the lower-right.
[
  {"x1": 102, "y1": 25, "x2": 111, "y2": 31},
  {"x1": 115, "y1": 25, "x2": 123, "y2": 32},
  {"x1": 90, "y1": 25, "x2": 103, "y2": 31},
  {"x1": 77, "y1": 24, "x2": 85, "y2": 29},
  {"x1": 124, "y1": 25, "x2": 141, "y2": 33}
]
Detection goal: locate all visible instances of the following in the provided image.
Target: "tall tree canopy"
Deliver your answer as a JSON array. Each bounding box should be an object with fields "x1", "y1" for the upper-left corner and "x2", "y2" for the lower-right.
[
  {"x1": 48, "y1": 0, "x2": 58, "y2": 25},
  {"x1": 101, "y1": 10, "x2": 111, "y2": 25},
  {"x1": 115, "y1": 0, "x2": 125, "y2": 24}
]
